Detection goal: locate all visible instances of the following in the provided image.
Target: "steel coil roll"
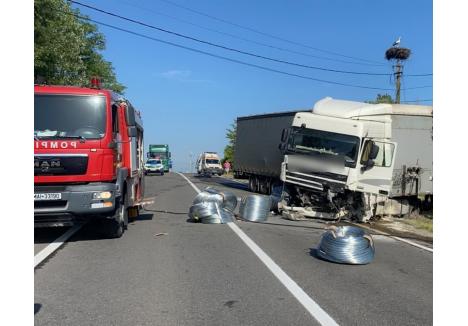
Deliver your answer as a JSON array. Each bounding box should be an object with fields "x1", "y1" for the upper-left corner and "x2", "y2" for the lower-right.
[
  {"x1": 192, "y1": 191, "x2": 224, "y2": 206},
  {"x1": 221, "y1": 191, "x2": 238, "y2": 212},
  {"x1": 189, "y1": 192, "x2": 235, "y2": 224},
  {"x1": 239, "y1": 195, "x2": 272, "y2": 222},
  {"x1": 317, "y1": 226, "x2": 375, "y2": 265}
]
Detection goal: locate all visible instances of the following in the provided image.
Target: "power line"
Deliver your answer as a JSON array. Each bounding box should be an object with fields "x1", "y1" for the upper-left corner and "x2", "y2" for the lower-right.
[
  {"x1": 64, "y1": 11, "x2": 398, "y2": 91},
  {"x1": 156, "y1": 0, "x2": 385, "y2": 65},
  {"x1": 71, "y1": 1, "x2": 393, "y2": 76},
  {"x1": 116, "y1": 0, "x2": 386, "y2": 67}
]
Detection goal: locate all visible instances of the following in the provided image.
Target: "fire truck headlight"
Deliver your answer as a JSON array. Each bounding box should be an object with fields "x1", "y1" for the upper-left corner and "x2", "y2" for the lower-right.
[{"x1": 93, "y1": 191, "x2": 112, "y2": 200}]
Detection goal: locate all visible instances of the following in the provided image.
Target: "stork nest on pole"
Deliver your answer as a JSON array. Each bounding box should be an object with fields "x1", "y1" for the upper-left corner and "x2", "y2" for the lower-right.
[{"x1": 385, "y1": 47, "x2": 411, "y2": 60}]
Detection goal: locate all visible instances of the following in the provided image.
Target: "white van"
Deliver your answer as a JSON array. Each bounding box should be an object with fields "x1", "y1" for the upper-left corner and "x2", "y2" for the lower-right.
[{"x1": 196, "y1": 152, "x2": 223, "y2": 176}]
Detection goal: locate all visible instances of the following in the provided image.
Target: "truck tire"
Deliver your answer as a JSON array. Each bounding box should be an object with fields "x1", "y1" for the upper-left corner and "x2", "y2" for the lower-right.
[
  {"x1": 103, "y1": 195, "x2": 127, "y2": 238},
  {"x1": 248, "y1": 176, "x2": 255, "y2": 192}
]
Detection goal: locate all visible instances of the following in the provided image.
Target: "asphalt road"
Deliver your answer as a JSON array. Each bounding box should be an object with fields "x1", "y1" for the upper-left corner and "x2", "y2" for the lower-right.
[{"x1": 34, "y1": 173, "x2": 433, "y2": 325}]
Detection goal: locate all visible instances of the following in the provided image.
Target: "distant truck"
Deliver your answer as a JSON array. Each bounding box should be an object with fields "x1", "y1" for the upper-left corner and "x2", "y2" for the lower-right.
[
  {"x1": 234, "y1": 97, "x2": 433, "y2": 221},
  {"x1": 34, "y1": 82, "x2": 145, "y2": 237},
  {"x1": 196, "y1": 152, "x2": 223, "y2": 176},
  {"x1": 148, "y1": 144, "x2": 171, "y2": 172}
]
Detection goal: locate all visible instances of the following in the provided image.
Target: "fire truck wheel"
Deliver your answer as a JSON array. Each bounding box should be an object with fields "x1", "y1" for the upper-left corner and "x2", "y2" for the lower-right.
[{"x1": 104, "y1": 196, "x2": 127, "y2": 238}]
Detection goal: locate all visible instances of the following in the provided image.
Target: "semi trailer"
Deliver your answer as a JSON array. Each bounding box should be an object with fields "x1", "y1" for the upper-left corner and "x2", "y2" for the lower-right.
[{"x1": 234, "y1": 97, "x2": 433, "y2": 221}]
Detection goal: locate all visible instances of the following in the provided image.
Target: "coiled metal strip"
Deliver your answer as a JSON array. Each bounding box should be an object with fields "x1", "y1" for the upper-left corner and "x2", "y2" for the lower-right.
[
  {"x1": 317, "y1": 226, "x2": 375, "y2": 264},
  {"x1": 189, "y1": 188, "x2": 236, "y2": 224},
  {"x1": 203, "y1": 187, "x2": 238, "y2": 212},
  {"x1": 239, "y1": 195, "x2": 272, "y2": 222}
]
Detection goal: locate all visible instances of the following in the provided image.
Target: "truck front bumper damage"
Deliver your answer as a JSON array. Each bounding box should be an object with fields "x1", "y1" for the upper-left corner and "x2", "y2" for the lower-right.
[{"x1": 34, "y1": 183, "x2": 117, "y2": 227}]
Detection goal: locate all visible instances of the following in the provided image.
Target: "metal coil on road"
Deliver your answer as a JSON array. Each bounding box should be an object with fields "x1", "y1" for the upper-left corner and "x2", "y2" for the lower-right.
[
  {"x1": 317, "y1": 226, "x2": 375, "y2": 265},
  {"x1": 189, "y1": 187, "x2": 237, "y2": 224},
  {"x1": 239, "y1": 195, "x2": 272, "y2": 222}
]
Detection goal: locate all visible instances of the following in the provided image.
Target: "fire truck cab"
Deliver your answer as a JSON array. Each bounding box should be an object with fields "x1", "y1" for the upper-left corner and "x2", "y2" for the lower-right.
[{"x1": 34, "y1": 83, "x2": 145, "y2": 238}]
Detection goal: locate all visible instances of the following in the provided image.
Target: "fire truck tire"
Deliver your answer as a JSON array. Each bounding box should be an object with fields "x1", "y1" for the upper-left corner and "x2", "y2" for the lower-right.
[{"x1": 103, "y1": 195, "x2": 127, "y2": 238}]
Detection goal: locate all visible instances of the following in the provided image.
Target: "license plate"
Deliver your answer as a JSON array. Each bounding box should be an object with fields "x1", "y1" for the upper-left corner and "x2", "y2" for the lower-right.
[{"x1": 34, "y1": 193, "x2": 62, "y2": 201}]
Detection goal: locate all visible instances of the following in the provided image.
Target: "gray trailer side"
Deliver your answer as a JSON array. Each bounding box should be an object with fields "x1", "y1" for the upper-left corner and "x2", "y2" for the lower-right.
[
  {"x1": 390, "y1": 115, "x2": 433, "y2": 197},
  {"x1": 234, "y1": 111, "x2": 298, "y2": 192}
]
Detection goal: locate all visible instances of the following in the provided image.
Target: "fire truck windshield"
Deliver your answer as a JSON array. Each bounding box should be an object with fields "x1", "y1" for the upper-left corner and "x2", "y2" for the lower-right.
[{"x1": 34, "y1": 94, "x2": 107, "y2": 140}]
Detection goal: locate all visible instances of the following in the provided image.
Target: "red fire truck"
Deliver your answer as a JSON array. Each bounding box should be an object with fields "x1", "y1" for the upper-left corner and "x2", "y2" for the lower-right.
[{"x1": 34, "y1": 81, "x2": 145, "y2": 238}]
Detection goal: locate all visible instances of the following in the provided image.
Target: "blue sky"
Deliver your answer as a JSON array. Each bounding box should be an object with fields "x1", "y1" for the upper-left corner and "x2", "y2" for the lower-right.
[{"x1": 72, "y1": 0, "x2": 433, "y2": 172}]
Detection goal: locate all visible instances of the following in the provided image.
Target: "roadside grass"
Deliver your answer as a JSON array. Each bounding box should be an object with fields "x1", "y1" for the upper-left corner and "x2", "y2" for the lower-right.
[{"x1": 403, "y1": 214, "x2": 433, "y2": 233}]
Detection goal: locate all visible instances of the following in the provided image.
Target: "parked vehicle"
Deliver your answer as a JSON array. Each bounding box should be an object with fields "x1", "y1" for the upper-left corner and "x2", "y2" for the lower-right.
[
  {"x1": 34, "y1": 81, "x2": 145, "y2": 237},
  {"x1": 144, "y1": 159, "x2": 164, "y2": 175},
  {"x1": 148, "y1": 144, "x2": 171, "y2": 172},
  {"x1": 234, "y1": 97, "x2": 433, "y2": 221},
  {"x1": 196, "y1": 152, "x2": 223, "y2": 176}
]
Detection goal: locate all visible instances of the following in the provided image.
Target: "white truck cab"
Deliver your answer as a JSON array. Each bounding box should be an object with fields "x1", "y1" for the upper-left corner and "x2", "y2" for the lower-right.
[{"x1": 279, "y1": 97, "x2": 432, "y2": 221}]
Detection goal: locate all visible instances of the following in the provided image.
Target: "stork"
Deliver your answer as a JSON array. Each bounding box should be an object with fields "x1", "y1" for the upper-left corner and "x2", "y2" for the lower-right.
[{"x1": 393, "y1": 36, "x2": 401, "y2": 47}]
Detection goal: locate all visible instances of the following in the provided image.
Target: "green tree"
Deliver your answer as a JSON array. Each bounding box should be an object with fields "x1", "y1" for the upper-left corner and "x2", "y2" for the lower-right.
[
  {"x1": 222, "y1": 121, "x2": 236, "y2": 166},
  {"x1": 34, "y1": 0, "x2": 125, "y2": 93},
  {"x1": 366, "y1": 93, "x2": 395, "y2": 104}
]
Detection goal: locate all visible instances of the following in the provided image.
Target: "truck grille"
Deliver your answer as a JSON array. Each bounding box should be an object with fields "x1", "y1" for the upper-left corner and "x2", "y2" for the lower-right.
[
  {"x1": 34, "y1": 155, "x2": 88, "y2": 176},
  {"x1": 285, "y1": 170, "x2": 347, "y2": 192},
  {"x1": 34, "y1": 200, "x2": 67, "y2": 209}
]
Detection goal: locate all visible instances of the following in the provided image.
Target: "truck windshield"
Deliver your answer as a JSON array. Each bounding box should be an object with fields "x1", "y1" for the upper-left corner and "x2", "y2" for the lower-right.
[
  {"x1": 288, "y1": 127, "x2": 360, "y2": 163},
  {"x1": 34, "y1": 94, "x2": 107, "y2": 139},
  {"x1": 150, "y1": 153, "x2": 167, "y2": 159},
  {"x1": 206, "y1": 159, "x2": 220, "y2": 164}
]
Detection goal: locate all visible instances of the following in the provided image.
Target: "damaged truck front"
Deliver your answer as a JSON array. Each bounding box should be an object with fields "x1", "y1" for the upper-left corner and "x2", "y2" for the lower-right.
[{"x1": 235, "y1": 97, "x2": 433, "y2": 222}]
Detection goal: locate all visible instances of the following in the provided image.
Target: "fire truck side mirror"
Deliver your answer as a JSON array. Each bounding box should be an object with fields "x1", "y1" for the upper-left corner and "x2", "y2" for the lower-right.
[
  {"x1": 127, "y1": 126, "x2": 137, "y2": 137},
  {"x1": 125, "y1": 104, "x2": 136, "y2": 126}
]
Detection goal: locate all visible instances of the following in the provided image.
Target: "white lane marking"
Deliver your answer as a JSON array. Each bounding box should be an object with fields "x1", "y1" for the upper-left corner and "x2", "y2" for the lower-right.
[
  {"x1": 177, "y1": 172, "x2": 338, "y2": 326},
  {"x1": 349, "y1": 222, "x2": 433, "y2": 253},
  {"x1": 177, "y1": 172, "x2": 201, "y2": 193},
  {"x1": 34, "y1": 225, "x2": 82, "y2": 268}
]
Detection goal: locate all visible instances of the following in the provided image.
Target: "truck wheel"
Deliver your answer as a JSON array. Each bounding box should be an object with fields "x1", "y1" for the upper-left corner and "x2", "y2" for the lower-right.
[
  {"x1": 103, "y1": 195, "x2": 127, "y2": 238},
  {"x1": 248, "y1": 176, "x2": 255, "y2": 192}
]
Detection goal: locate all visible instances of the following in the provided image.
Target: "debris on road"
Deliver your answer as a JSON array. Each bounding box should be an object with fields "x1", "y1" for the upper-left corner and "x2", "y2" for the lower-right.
[
  {"x1": 154, "y1": 232, "x2": 168, "y2": 237},
  {"x1": 316, "y1": 226, "x2": 375, "y2": 265},
  {"x1": 189, "y1": 187, "x2": 237, "y2": 224},
  {"x1": 239, "y1": 195, "x2": 271, "y2": 222}
]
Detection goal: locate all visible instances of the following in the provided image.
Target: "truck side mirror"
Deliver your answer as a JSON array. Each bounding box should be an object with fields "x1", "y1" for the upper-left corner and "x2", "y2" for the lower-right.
[
  {"x1": 281, "y1": 128, "x2": 290, "y2": 142},
  {"x1": 125, "y1": 104, "x2": 136, "y2": 126},
  {"x1": 369, "y1": 143, "x2": 379, "y2": 160},
  {"x1": 360, "y1": 140, "x2": 378, "y2": 170},
  {"x1": 127, "y1": 126, "x2": 137, "y2": 137},
  {"x1": 278, "y1": 143, "x2": 287, "y2": 153}
]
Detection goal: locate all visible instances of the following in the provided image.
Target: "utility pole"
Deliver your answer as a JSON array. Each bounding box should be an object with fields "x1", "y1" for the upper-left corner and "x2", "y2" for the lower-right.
[
  {"x1": 385, "y1": 37, "x2": 410, "y2": 104},
  {"x1": 394, "y1": 60, "x2": 402, "y2": 104}
]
